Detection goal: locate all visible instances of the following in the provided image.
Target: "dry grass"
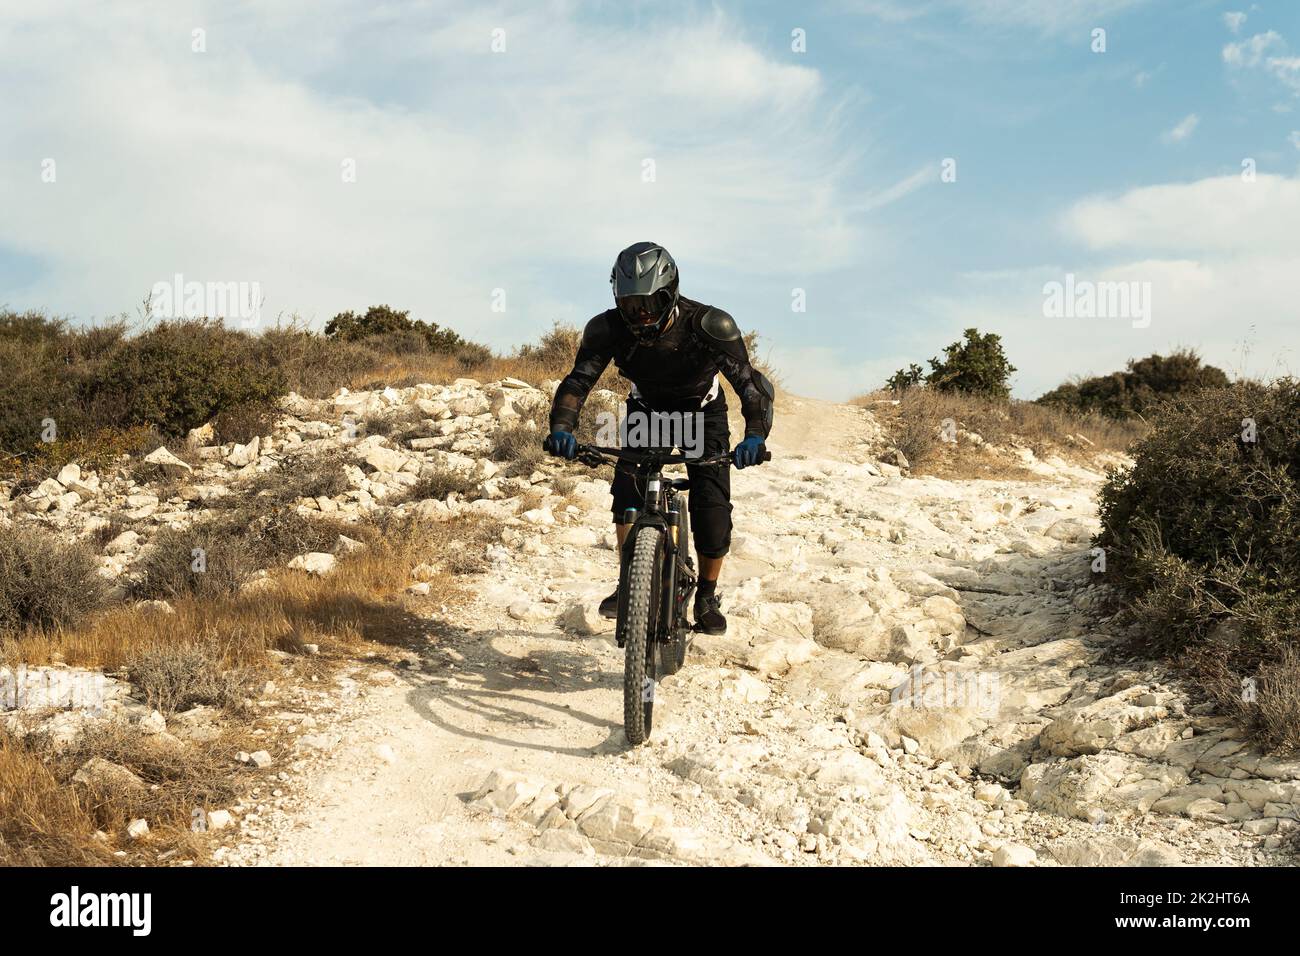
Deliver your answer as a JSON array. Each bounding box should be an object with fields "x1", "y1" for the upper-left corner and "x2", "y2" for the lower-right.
[
  {"x1": 0, "y1": 731, "x2": 116, "y2": 866},
  {"x1": 1195, "y1": 645, "x2": 1300, "y2": 754},
  {"x1": 0, "y1": 717, "x2": 263, "y2": 866},
  {"x1": 853, "y1": 387, "x2": 1145, "y2": 478},
  {"x1": 4, "y1": 510, "x2": 484, "y2": 670},
  {"x1": 0, "y1": 505, "x2": 497, "y2": 865}
]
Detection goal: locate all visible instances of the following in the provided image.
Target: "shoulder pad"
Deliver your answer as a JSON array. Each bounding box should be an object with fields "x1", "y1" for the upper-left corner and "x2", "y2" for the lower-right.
[
  {"x1": 698, "y1": 307, "x2": 741, "y2": 343},
  {"x1": 581, "y1": 313, "x2": 618, "y2": 351}
]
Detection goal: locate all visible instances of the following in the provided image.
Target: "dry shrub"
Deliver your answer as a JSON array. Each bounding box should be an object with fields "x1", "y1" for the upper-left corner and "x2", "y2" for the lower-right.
[
  {"x1": 232, "y1": 450, "x2": 351, "y2": 507},
  {"x1": 1194, "y1": 644, "x2": 1300, "y2": 753},
  {"x1": 401, "y1": 464, "x2": 481, "y2": 503},
  {"x1": 134, "y1": 505, "x2": 360, "y2": 601},
  {"x1": 1098, "y1": 379, "x2": 1300, "y2": 751},
  {"x1": 361, "y1": 407, "x2": 424, "y2": 441},
  {"x1": 0, "y1": 523, "x2": 108, "y2": 636},
  {"x1": 854, "y1": 387, "x2": 1143, "y2": 478},
  {"x1": 490, "y1": 396, "x2": 550, "y2": 477},
  {"x1": 126, "y1": 643, "x2": 257, "y2": 713},
  {"x1": 211, "y1": 401, "x2": 278, "y2": 445},
  {"x1": 131, "y1": 521, "x2": 259, "y2": 600}
]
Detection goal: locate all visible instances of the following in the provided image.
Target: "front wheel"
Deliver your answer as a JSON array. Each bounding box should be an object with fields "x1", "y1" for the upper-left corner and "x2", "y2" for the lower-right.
[{"x1": 622, "y1": 526, "x2": 663, "y2": 746}]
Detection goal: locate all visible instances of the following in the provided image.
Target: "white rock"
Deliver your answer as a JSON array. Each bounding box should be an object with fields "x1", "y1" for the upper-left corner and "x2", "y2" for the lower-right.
[
  {"x1": 721, "y1": 672, "x2": 771, "y2": 704},
  {"x1": 361, "y1": 444, "x2": 408, "y2": 474},
  {"x1": 226, "y1": 436, "x2": 261, "y2": 467},
  {"x1": 288, "y1": 552, "x2": 336, "y2": 575},
  {"x1": 521, "y1": 507, "x2": 555, "y2": 526},
  {"x1": 73, "y1": 758, "x2": 146, "y2": 792},
  {"x1": 333, "y1": 534, "x2": 365, "y2": 554},
  {"x1": 560, "y1": 602, "x2": 604, "y2": 635},
  {"x1": 508, "y1": 600, "x2": 551, "y2": 623},
  {"x1": 144, "y1": 446, "x2": 193, "y2": 476},
  {"x1": 103, "y1": 530, "x2": 141, "y2": 555},
  {"x1": 187, "y1": 423, "x2": 215, "y2": 447},
  {"x1": 746, "y1": 636, "x2": 818, "y2": 678},
  {"x1": 138, "y1": 710, "x2": 167, "y2": 735},
  {"x1": 535, "y1": 828, "x2": 595, "y2": 855},
  {"x1": 248, "y1": 750, "x2": 273, "y2": 769},
  {"x1": 126, "y1": 818, "x2": 150, "y2": 840},
  {"x1": 991, "y1": 843, "x2": 1037, "y2": 867}
]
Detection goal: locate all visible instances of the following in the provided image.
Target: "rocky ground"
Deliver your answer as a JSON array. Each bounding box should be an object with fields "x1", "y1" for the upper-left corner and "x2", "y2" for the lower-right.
[{"x1": 4, "y1": 379, "x2": 1298, "y2": 866}]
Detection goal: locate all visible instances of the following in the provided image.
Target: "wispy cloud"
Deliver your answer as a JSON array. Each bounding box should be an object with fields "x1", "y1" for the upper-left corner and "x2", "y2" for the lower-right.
[
  {"x1": 0, "y1": 1, "x2": 868, "y2": 343},
  {"x1": 845, "y1": 0, "x2": 1151, "y2": 36},
  {"x1": 847, "y1": 164, "x2": 936, "y2": 214},
  {"x1": 1223, "y1": 30, "x2": 1300, "y2": 95},
  {"x1": 1223, "y1": 11, "x2": 1248, "y2": 34},
  {"x1": 1161, "y1": 113, "x2": 1199, "y2": 144}
]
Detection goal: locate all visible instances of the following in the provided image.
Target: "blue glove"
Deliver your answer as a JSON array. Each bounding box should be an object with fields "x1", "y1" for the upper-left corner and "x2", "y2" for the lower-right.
[
  {"x1": 733, "y1": 436, "x2": 765, "y2": 469},
  {"x1": 544, "y1": 429, "x2": 577, "y2": 460}
]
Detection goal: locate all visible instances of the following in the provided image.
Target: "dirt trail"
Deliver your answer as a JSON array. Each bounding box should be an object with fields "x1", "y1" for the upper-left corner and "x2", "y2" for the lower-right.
[{"x1": 226, "y1": 394, "x2": 1292, "y2": 867}]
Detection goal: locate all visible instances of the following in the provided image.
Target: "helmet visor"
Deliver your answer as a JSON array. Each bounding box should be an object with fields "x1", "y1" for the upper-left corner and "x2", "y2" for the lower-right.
[{"x1": 615, "y1": 290, "x2": 674, "y2": 330}]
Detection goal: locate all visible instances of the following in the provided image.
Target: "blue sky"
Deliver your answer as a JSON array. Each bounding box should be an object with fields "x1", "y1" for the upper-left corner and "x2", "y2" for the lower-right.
[{"x1": 1, "y1": 0, "x2": 1297, "y2": 398}]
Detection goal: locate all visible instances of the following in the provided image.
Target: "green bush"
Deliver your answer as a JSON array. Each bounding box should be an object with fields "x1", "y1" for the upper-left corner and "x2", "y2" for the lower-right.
[
  {"x1": 325, "y1": 304, "x2": 488, "y2": 365},
  {"x1": 0, "y1": 522, "x2": 108, "y2": 634},
  {"x1": 0, "y1": 312, "x2": 128, "y2": 456},
  {"x1": 885, "y1": 328, "x2": 1016, "y2": 399},
  {"x1": 1037, "y1": 349, "x2": 1229, "y2": 420},
  {"x1": 886, "y1": 364, "x2": 924, "y2": 393},
  {"x1": 1097, "y1": 379, "x2": 1300, "y2": 749},
  {"x1": 925, "y1": 328, "x2": 1016, "y2": 399},
  {"x1": 96, "y1": 319, "x2": 287, "y2": 437}
]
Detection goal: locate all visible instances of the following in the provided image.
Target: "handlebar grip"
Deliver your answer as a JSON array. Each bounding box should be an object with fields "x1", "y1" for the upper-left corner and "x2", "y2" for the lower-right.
[{"x1": 761, "y1": 450, "x2": 772, "y2": 462}]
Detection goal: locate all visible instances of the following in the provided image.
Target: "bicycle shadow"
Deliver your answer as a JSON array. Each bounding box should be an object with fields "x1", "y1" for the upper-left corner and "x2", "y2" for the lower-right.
[{"x1": 400, "y1": 623, "x2": 631, "y2": 757}]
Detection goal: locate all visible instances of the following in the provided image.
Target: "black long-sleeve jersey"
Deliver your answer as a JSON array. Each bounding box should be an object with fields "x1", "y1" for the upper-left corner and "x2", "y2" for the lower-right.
[{"x1": 549, "y1": 296, "x2": 774, "y2": 441}]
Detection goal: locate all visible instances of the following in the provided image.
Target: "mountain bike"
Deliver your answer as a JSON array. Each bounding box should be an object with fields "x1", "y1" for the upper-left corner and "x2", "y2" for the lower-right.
[{"x1": 568, "y1": 442, "x2": 770, "y2": 745}]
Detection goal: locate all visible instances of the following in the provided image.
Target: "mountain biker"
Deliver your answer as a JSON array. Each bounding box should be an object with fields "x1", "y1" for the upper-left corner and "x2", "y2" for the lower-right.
[{"x1": 542, "y1": 241, "x2": 775, "y2": 635}]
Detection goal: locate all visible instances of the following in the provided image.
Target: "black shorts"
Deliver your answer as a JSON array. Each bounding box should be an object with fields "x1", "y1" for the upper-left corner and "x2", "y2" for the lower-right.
[{"x1": 610, "y1": 394, "x2": 732, "y2": 559}]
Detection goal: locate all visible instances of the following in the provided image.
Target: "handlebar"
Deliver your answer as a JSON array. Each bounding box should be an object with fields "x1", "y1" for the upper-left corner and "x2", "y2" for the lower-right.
[{"x1": 570, "y1": 443, "x2": 771, "y2": 468}]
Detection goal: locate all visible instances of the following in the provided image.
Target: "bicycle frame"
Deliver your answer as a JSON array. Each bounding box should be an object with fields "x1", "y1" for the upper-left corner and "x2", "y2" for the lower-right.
[
  {"x1": 560, "y1": 438, "x2": 770, "y2": 744},
  {"x1": 611, "y1": 453, "x2": 698, "y2": 652},
  {"x1": 575, "y1": 445, "x2": 729, "y2": 650}
]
